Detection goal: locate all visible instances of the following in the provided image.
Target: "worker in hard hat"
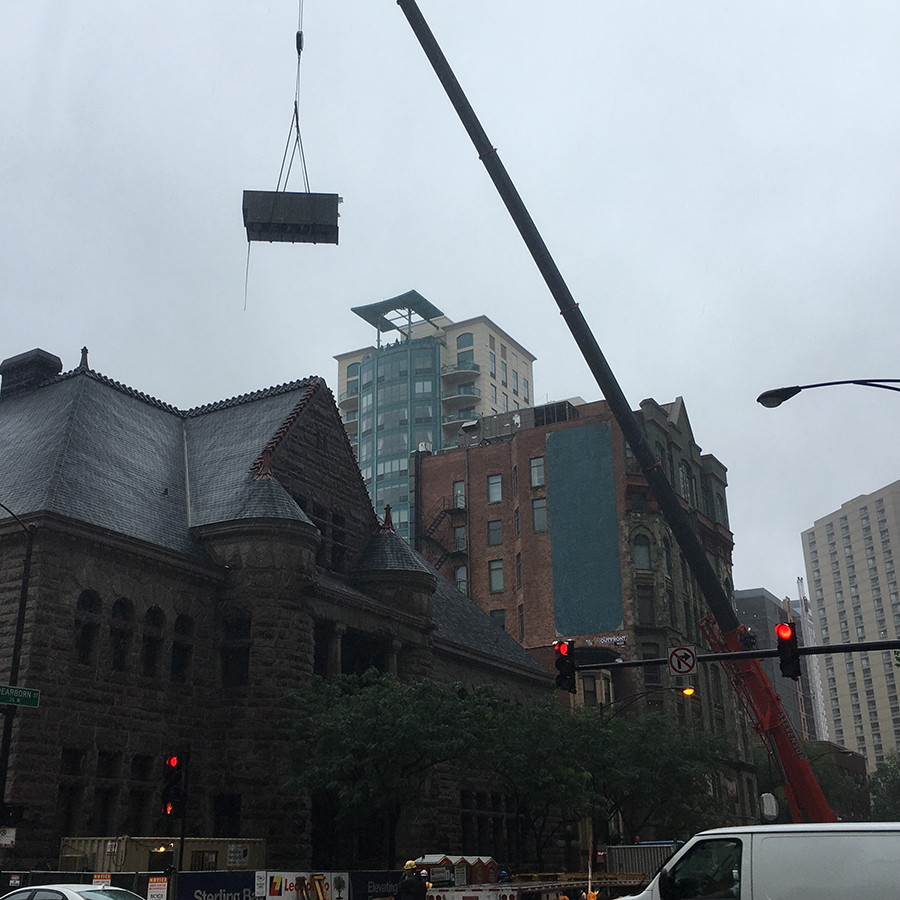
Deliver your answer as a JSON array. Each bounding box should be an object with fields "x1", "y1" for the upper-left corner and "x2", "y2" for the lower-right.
[{"x1": 396, "y1": 861, "x2": 427, "y2": 900}]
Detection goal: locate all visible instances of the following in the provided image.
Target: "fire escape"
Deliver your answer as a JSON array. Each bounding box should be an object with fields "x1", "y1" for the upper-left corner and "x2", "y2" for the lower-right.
[{"x1": 421, "y1": 494, "x2": 468, "y2": 576}]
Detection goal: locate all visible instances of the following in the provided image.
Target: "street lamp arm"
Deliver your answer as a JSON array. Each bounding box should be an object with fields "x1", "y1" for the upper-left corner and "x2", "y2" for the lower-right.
[
  {"x1": 0, "y1": 502, "x2": 30, "y2": 535},
  {"x1": 757, "y1": 379, "x2": 900, "y2": 408}
]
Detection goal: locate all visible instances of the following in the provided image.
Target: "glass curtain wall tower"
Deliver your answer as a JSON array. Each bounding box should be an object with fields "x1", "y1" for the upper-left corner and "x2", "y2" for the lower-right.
[{"x1": 336, "y1": 291, "x2": 536, "y2": 541}]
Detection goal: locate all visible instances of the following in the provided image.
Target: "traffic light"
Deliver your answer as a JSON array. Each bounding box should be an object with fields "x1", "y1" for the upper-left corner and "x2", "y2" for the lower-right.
[
  {"x1": 161, "y1": 753, "x2": 186, "y2": 818},
  {"x1": 775, "y1": 621, "x2": 802, "y2": 680},
  {"x1": 553, "y1": 640, "x2": 576, "y2": 693}
]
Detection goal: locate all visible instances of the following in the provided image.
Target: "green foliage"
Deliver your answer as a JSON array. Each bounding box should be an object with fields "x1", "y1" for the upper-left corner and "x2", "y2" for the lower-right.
[
  {"x1": 752, "y1": 740, "x2": 856, "y2": 821},
  {"x1": 471, "y1": 694, "x2": 591, "y2": 868},
  {"x1": 287, "y1": 673, "x2": 748, "y2": 867},
  {"x1": 574, "y1": 709, "x2": 727, "y2": 841},
  {"x1": 287, "y1": 670, "x2": 485, "y2": 865},
  {"x1": 870, "y1": 751, "x2": 900, "y2": 820}
]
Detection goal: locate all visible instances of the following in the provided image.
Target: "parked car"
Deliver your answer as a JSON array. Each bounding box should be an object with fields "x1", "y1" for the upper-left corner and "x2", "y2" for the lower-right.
[{"x1": 1, "y1": 886, "x2": 145, "y2": 900}]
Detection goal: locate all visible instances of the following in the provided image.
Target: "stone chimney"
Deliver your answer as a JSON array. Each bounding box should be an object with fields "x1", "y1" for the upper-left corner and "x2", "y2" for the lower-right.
[{"x1": 0, "y1": 349, "x2": 63, "y2": 398}]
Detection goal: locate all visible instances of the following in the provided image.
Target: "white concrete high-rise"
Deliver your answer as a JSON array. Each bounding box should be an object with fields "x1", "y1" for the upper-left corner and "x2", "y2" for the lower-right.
[{"x1": 802, "y1": 480, "x2": 900, "y2": 769}]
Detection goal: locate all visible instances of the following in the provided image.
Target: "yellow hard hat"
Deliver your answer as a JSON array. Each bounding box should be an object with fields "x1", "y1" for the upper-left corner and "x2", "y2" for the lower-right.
[{"x1": 405, "y1": 861, "x2": 417, "y2": 871}]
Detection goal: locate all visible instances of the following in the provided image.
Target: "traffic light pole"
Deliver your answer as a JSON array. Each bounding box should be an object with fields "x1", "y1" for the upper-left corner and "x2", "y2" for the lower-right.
[{"x1": 574, "y1": 637, "x2": 900, "y2": 670}]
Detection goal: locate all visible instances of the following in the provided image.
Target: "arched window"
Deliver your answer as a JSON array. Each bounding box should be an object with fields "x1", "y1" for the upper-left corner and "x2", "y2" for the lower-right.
[
  {"x1": 455, "y1": 565, "x2": 468, "y2": 595},
  {"x1": 74, "y1": 590, "x2": 101, "y2": 665},
  {"x1": 171, "y1": 614, "x2": 194, "y2": 683},
  {"x1": 456, "y1": 333, "x2": 474, "y2": 349},
  {"x1": 140, "y1": 607, "x2": 165, "y2": 677},
  {"x1": 109, "y1": 597, "x2": 134, "y2": 672},
  {"x1": 633, "y1": 535, "x2": 652, "y2": 570}
]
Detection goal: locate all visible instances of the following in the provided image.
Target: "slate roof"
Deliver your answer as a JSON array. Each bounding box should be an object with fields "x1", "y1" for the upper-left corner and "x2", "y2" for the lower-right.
[
  {"x1": 0, "y1": 364, "x2": 316, "y2": 557},
  {"x1": 429, "y1": 566, "x2": 546, "y2": 672},
  {"x1": 354, "y1": 525, "x2": 436, "y2": 577},
  {"x1": 0, "y1": 354, "x2": 548, "y2": 677}
]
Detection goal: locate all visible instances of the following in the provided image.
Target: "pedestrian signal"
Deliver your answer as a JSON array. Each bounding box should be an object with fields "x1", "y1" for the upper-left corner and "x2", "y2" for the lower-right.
[
  {"x1": 775, "y1": 621, "x2": 802, "y2": 680},
  {"x1": 553, "y1": 640, "x2": 576, "y2": 693}
]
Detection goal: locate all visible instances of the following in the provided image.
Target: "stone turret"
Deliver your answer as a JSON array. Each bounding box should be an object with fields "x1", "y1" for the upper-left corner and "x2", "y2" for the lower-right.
[{"x1": 353, "y1": 506, "x2": 437, "y2": 618}]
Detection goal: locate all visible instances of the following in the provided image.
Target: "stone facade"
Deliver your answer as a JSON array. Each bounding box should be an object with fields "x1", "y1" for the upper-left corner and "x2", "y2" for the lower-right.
[{"x1": 0, "y1": 349, "x2": 550, "y2": 871}]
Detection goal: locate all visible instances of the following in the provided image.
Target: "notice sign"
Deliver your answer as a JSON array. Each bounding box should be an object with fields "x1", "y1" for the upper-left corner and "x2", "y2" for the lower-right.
[
  {"x1": 148, "y1": 877, "x2": 168, "y2": 900},
  {"x1": 92, "y1": 875, "x2": 112, "y2": 887},
  {"x1": 0, "y1": 827, "x2": 15, "y2": 848},
  {"x1": 227, "y1": 844, "x2": 250, "y2": 869}
]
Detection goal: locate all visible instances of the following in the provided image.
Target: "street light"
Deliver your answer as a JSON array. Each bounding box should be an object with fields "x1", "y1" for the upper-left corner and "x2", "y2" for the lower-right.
[{"x1": 757, "y1": 379, "x2": 900, "y2": 408}]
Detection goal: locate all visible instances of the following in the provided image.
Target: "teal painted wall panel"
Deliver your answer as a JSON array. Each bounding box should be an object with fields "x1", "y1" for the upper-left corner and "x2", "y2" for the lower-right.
[{"x1": 546, "y1": 421, "x2": 623, "y2": 634}]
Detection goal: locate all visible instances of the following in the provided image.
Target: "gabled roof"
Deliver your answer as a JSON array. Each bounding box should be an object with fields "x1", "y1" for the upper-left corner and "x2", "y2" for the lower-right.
[
  {"x1": 183, "y1": 378, "x2": 320, "y2": 530},
  {"x1": 0, "y1": 361, "x2": 319, "y2": 556}
]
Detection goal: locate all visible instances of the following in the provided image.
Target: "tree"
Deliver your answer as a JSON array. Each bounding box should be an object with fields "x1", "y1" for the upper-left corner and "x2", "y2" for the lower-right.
[
  {"x1": 471, "y1": 695, "x2": 590, "y2": 869},
  {"x1": 752, "y1": 739, "x2": 856, "y2": 822},
  {"x1": 287, "y1": 670, "x2": 480, "y2": 867},
  {"x1": 870, "y1": 752, "x2": 900, "y2": 820},
  {"x1": 574, "y1": 709, "x2": 727, "y2": 843}
]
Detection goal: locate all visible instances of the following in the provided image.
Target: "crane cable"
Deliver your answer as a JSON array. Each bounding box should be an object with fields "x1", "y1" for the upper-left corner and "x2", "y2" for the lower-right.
[
  {"x1": 246, "y1": 1, "x2": 309, "y2": 312},
  {"x1": 277, "y1": 0, "x2": 310, "y2": 193}
]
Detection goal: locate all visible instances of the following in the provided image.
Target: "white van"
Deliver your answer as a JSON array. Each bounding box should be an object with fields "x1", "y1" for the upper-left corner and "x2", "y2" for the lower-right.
[{"x1": 622, "y1": 822, "x2": 900, "y2": 900}]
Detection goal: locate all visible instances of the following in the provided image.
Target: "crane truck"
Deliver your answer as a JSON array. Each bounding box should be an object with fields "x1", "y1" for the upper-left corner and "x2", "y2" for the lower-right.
[{"x1": 395, "y1": 0, "x2": 835, "y2": 825}]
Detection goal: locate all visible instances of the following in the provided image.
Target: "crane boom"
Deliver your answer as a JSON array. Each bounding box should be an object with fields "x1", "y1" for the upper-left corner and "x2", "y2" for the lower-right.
[{"x1": 397, "y1": 0, "x2": 835, "y2": 823}]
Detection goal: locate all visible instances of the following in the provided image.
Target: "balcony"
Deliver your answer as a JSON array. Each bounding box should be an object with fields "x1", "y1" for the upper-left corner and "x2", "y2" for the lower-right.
[
  {"x1": 338, "y1": 386, "x2": 360, "y2": 409},
  {"x1": 440, "y1": 361, "x2": 481, "y2": 381},
  {"x1": 441, "y1": 385, "x2": 481, "y2": 403}
]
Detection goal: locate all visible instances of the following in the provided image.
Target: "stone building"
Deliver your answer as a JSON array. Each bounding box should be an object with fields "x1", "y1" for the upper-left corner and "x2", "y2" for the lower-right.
[
  {"x1": 0, "y1": 347, "x2": 549, "y2": 870},
  {"x1": 412, "y1": 396, "x2": 760, "y2": 823}
]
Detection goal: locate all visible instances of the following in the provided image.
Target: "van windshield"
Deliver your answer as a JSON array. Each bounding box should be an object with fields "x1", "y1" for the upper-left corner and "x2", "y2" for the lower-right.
[{"x1": 663, "y1": 838, "x2": 741, "y2": 899}]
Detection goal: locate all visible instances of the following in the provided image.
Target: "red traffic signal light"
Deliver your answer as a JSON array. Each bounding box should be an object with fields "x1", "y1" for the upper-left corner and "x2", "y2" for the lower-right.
[
  {"x1": 774, "y1": 622, "x2": 794, "y2": 641},
  {"x1": 553, "y1": 640, "x2": 576, "y2": 693},
  {"x1": 775, "y1": 621, "x2": 801, "y2": 680},
  {"x1": 162, "y1": 751, "x2": 187, "y2": 818}
]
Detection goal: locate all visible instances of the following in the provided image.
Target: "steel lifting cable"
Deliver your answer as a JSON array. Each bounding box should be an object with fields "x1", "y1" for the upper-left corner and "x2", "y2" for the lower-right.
[{"x1": 276, "y1": 0, "x2": 310, "y2": 193}]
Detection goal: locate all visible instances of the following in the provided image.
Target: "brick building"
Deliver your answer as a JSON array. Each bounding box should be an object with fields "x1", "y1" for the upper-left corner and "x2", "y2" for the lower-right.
[
  {"x1": 413, "y1": 396, "x2": 760, "y2": 821},
  {"x1": 0, "y1": 347, "x2": 549, "y2": 870}
]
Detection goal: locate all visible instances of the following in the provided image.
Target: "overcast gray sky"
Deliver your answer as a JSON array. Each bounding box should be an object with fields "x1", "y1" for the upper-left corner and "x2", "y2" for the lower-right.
[{"x1": 3, "y1": 1, "x2": 900, "y2": 604}]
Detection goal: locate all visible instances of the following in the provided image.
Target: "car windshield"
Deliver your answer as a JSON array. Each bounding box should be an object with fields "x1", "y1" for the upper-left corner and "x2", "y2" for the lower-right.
[{"x1": 75, "y1": 890, "x2": 145, "y2": 900}]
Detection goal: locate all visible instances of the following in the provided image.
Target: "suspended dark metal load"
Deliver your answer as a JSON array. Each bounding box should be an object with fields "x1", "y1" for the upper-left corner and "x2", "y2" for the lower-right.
[{"x1": 242, "y1": 190, "x2": 339, "y2": 244}]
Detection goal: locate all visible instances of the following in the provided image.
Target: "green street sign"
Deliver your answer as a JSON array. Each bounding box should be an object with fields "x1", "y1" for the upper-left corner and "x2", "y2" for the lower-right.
[{"x1": 0, "y1": 686, "x2": 40, "y2": 708}]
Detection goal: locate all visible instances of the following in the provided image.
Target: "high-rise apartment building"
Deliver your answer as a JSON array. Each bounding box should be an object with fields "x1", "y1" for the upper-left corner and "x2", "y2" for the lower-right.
[
  {"x1": 335, "y1": 290, "x2": 536, "y2": 540},
  {"x1": 802, "y1": 480, "x2": 900, "y2": 768}
]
